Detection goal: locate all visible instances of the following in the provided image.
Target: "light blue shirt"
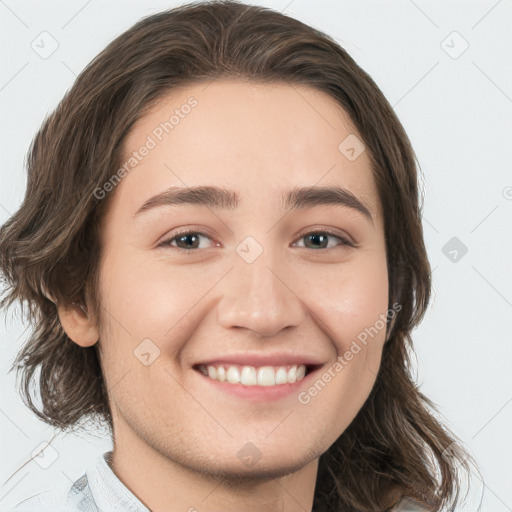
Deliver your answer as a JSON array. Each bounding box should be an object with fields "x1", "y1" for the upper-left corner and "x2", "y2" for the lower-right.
[
  {"x1": 14, "y1": 451, "x2": 148, "y2": 512},
  {"x1": 12, "y1": 451, "x2": 431, "y2": 511}
]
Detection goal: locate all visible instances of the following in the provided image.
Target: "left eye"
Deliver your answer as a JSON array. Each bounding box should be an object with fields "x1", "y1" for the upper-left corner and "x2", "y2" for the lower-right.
[
  {"x1": 292, "y1": 230, "x2": 351, "y2": 250},
  {"x1": 160, "y1": 230, "x2": 351, "y2": 251}
]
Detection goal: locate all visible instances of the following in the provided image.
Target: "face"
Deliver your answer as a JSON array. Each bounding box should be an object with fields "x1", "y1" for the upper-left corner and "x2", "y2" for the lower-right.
[{"x1": 93, "y1": 79, "x2": 389, "y2": 480}]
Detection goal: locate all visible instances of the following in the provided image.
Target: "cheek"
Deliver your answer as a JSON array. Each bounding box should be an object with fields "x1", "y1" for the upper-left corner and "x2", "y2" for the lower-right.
[
  {"x1": 303, "y1": 254, "x2": 389, "y2": 349},
  {"x1": 297, "y1": 253, "x2": 389, "y2": 410},
  {"x1": 98, "y1": 247, "x2": 214, "y2": 337}
]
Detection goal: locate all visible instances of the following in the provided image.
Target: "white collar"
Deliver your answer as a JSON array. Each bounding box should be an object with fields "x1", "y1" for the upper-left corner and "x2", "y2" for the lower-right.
[{"x1": 84, "y1": 451, "x2": 149, "y2": 512}]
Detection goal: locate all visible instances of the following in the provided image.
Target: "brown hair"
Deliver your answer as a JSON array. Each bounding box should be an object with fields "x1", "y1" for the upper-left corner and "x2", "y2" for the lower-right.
[{"x1": 0, "y1": 1, "x2": 476, "y2": 510}]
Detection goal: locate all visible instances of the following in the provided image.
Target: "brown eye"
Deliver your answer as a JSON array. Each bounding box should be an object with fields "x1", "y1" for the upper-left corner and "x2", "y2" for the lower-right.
[
  {"x1": 293, "y1": 230, "x2": 353, "y2": 250},
  {"x1": 160, "y1": 231, "x2": 215, "y2": 250},
  {"x1": 159, "y1": 229, "x2": 353, "y2": 252}
]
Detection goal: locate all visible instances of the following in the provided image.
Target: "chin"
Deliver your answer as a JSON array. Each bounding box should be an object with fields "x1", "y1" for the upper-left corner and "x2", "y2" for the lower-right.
[{"x1": 189, "y1": 442, "x2": 322, "y2": 484}]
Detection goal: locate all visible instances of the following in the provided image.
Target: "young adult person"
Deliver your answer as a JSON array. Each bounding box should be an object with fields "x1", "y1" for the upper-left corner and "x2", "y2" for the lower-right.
[{"x1": 0, "y1": 2, "x2": 474, "y2": 511}]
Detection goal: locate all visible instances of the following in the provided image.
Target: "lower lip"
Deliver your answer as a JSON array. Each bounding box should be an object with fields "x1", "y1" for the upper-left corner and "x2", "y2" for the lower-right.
[{"x1": 194, "y1": 367, "x2": 320, "y2": 402}]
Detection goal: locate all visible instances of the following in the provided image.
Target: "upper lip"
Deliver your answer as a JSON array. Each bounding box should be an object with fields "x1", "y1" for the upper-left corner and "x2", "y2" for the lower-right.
[{"x1": 193, "y1": 353, "x2": 325, "y2": 368}]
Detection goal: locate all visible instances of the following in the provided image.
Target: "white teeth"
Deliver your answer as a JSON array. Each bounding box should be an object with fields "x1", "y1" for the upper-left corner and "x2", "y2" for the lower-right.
[
  {"x1": 275, "y1": 367, "x2": 288, "y2": 384},
  {"x1": 226, "y1": 366, "x2": 241, "y2": 384},
  {"x1": 257, "y1": 366, "x2": 275, "y2": 386},
  {"x1": 216, "y1": 365, "x2": 226, "y2": 382},
  {"x1": 199, "y1": 364, "x2": 308, "y2": 386},
  {"x1": 240, "y1": 366, "x2": 257, "y2": 385}
]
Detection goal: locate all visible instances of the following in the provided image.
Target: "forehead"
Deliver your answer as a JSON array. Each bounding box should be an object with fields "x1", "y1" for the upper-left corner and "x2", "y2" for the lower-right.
[{"x1": 112, "y1": 79, "x2": 381, "y2": 224}]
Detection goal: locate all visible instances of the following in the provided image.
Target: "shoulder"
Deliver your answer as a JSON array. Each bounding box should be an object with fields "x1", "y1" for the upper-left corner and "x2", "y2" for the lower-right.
[
  {"x1": 12, "y1": 471, "x2": 98, "y2": 512},
  {"x1": 12, "y1": 483, "x2": 75, "y2": 512}
]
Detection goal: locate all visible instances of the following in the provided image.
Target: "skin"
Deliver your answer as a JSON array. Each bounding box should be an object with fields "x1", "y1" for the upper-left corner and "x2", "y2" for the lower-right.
[{"x1": 58, "y1": 79, "x2": 389, "y2": 512}]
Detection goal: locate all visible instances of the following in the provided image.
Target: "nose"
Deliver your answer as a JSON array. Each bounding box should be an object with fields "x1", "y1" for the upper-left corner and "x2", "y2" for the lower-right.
[{"x1": 216, "y1": 241, "x2": 306, "y2": 338}]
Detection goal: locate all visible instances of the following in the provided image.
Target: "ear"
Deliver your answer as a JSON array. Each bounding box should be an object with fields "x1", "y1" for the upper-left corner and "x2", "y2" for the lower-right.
[{"x1": 57, "y1": 300, "x2": 99, "y2": 347}]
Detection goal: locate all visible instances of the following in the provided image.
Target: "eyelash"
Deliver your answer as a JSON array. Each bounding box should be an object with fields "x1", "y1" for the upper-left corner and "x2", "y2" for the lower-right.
[{"x1": 159, "y1": 229, "x2": 354, "y2": 252}]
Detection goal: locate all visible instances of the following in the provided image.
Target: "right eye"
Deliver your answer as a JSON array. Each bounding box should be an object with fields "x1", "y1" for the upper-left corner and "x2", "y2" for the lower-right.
[{"x1": 159, "y1": 230, "x2": 219, "y2": 251}]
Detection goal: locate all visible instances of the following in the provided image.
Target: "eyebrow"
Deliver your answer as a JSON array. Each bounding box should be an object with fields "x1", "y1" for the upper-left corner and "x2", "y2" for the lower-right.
[{"x1": 134, "y1": 185, "x2": 373, "y2": 223}]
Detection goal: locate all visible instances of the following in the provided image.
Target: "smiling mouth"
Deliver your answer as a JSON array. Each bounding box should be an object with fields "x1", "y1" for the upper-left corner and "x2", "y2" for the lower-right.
[{"x1": 193, "y1": 363, "x2": 320, "y2": 387}]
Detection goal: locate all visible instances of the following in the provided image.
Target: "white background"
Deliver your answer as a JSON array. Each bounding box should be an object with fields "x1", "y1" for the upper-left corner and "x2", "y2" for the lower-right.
[{"x1": 0, "y1": 0, "x2": 511, "y2": 510}]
